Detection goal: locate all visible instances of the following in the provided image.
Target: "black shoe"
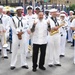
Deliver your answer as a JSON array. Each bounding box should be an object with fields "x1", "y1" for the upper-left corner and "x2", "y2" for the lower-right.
[
  {"x1": 48, "y1": 64, "x2": 53, "y2": 67},
  {"x1": 67, "y1": 41, "x2": 71, "y2": 43},
  {"x1": 0, "y1": 52, "x2": 1, "y2": 55},
  {"x1": 7, "y1": 49, "x2": 10, "y2": 51},
  {"x1": 9, "y1": 52, "x2": 12, "y2": 54},
  {"x1": 39, "y1": 66, "x2": 46, "y2": 70},
  {"x1": 71, "y1": 45, "x2": 74, "y2": 47},
  {"x1": 10, "y1": 66, "x2": 16, "y2": 70},
  {"x1": 21, "y1": 65, "x2": 29, "y2": 69},
  {"x1": 55, "y1": 64, "x2": 61, "y2": 66},
  {"x1": 0, "y1": 49, "x2": 1, "y2": 55},
  {"x1": 3, "y1": 56, "x2": 8, "y2": 59},
  {"x1": 32, "y1": 68, "x2": 37, "y2": 72},
  {"x1": 60, "y1": 55, "x2": 65, "y2": 57}
]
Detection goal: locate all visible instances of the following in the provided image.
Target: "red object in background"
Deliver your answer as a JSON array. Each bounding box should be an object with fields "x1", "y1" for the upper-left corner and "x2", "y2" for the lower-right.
[
  {"x1": 22, "y1": 9, "x2": 25, "y2": 16},
  {"x1": 64, "y1": 12, "x2": 68, "y2": 16},
  {"x1": 22, "y1": 13, "x2": 25, "y2": 16}
]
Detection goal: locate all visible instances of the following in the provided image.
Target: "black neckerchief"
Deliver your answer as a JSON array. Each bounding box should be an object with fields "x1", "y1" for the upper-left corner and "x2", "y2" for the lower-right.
[
  {"x1": 45, "y1": 16, "x2": 48, "y2": 20},
  {"x1": 51, "y1": 17, "x2": 59, "y2": 26},
  {"x1": 0, "y1": 15, "x2": 3, "y2": 24},
  {"x1": 16, "y1": 16, "x2": 23, "y2": 27}
]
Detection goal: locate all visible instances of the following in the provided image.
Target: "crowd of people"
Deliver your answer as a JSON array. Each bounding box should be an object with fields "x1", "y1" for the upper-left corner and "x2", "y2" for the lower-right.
[{"x1": 0, "y1": 4, "x2": 75, "y2": 72}]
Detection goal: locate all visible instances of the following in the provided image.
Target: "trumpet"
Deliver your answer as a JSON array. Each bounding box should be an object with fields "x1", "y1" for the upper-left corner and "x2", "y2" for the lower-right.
[
  {"x1": 0, "y1": 24, "x2": 8, "y2": 48},
  {"x1": 72, "y1": 32, "x2": 75, "y2": 40},
  {"x1": 50, "y1": 21, "x2": 65, "y2": 36},
  {"x1": 70, "y1": 15, "x2": 75, "y2": 22},
  {"x1": 50, "y1": 30, "x2": 59, "y2": 36},
  {"x1": 3, "y1": 33, "x2": 8, "y2": 48}
]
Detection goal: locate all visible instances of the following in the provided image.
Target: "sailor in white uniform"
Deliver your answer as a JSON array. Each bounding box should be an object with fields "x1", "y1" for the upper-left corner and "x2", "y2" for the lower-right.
[
  {"x1": 0, "y1": 5, "x2": 10, "y2": 58},
  {"x1": 10, "y1": 6, "x2": 29, "y2": 70},
  {"x1": 70, "y1": 17, "x2": 75, "y2": 64},
  {"x1": 67, "y1": 11, "x2": 74, "y2": 43},
  {"x1": 60, "y1": 14, "x2": 68, "y2": 57},
  {"x1": 25, "y1": 5, "x2": 35, "y2": 58},
  {"x1": 34, "y1": 6, "x2": 41, "y2": 19},
  {"x1": 48, "y1": 8, "x2": 61, "y2": 67}
]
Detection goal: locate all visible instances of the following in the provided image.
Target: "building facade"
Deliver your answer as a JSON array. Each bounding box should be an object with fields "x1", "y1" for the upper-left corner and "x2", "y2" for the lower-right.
[
  {"x1": 0, "y1": 0, "x2": 75, "y2": 6},
  {"x1": 50, "y1": 0, "x2": 75, "y2": 5}
]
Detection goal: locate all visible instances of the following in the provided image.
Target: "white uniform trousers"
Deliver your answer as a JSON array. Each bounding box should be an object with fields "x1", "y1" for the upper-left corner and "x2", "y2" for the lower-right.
[
  {"x1": 60, "y1": 33, "x2": 67, "y2": 55},
  {"x1": 67, "y1": 29, "x2": 72, "y2": 42},
  {"x1": 0, "y1": 42, "x2": 2, "y2": 49},
  {"x1": 48, "y1": 34, "x2": 60, "y2": 65},
  {"x1": 74, "y1": 40, "x2": 75, "y2": 64},
  {"x1": 25, "y1": 37, "x2": 29, "y2": 57},
  {"x1": 0, "y1": 35, "x2": 8, "y2": 57},
  {"x1": 25, "y1": 34, "x2": 32, "y2": 58},
  {"x1": 10, "y1": 34, "x2": 27, "y2": 67}
]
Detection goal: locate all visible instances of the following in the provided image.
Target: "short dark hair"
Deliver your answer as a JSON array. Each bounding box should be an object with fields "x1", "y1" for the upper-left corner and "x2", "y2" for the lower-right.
[
  {"x1": 36, "y1": 8, "x2": 40, "y2": 10},
  {"x1": 28, "y1": 7, "x2": 32, "y2": 10},
  {"x1": 38, "y1": 11, "x2": 44, "y2": 15}
]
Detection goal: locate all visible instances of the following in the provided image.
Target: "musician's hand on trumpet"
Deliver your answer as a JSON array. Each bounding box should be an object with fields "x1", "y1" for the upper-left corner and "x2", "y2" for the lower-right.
[
  {"x1": 53, "y1": 26, "x2": 59, "y2": 31},
  {"x1": 51, "y1": 26, "x2": 59, "y2": 31}
]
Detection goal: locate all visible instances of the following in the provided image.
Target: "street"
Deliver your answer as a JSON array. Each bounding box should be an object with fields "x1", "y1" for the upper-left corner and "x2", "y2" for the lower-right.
[{"x1": 0, "y1": 42, "x2": 75, "y2": 75}]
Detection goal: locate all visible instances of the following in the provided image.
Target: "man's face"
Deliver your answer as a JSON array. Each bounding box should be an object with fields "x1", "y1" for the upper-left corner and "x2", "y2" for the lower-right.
[
  {"x1": 35, "y1": 9, "x2": 40, "y2": 14},
  {"x1": 60, "y1": 16, "x2": 65, "y2": 20},
  {"x1": 38, "y1": 12, "x2": 44, "y2": 20},
  {"x1": 69, "y1": 12, "x2": 73, "y2": 16},
  {"x1": 17, "y1": 9, "x2": 22, "y2": 15},
  {"x1": 0, "y1": 8, "x2": 3, "y2": 13},
  {"x1": 51, "y1": 12, "x2": 57, "y2": 17},
  {"x1": 27, "y1": 9, "x2": 33, "y2": 14},
  {"x1": 45, "y1": 11, "x2": 49, "y2": 16}
]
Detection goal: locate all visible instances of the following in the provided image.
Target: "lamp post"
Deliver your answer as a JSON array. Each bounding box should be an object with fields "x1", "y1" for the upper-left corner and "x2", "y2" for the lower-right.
[
  {"x1": 23, "y1": 0, "x2": 27, "y2": 14},
  {"x1": 6, "y1": 0, "x2": 8, "y2": 5},
  {"x1": 19, "y1": 0, "x2": 21, "y2": 6}
]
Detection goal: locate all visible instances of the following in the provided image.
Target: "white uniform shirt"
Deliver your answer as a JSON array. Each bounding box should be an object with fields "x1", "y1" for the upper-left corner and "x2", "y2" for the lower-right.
[
  {"x1": 25, "y1": 14, "x2": 36, "y2": 39},
  {"x1": 0, "y1": 14, "x2": 10, "y2": 29},
  {"x1": 48, "y1": 17, "x2": 60, "y2": 34},
  {"x1": 34, "y1": 13, "x2": 38, "y2": 19},
  {"x1": 70, "y1": 19, "x2": 75, "y2": 33},
  {"x1": 10, "y1": 16, "x2": 28, "y2": 36},
  {"x1": 25, "y1": 14, "x2": 36, "y2": 28},
  {"x1": 32, "y1": 19, "x2": 48, "y2": 44},
  {"x1": 60, "y1": 19, "x2": 68, "y2": 35},
  {"x1": 68, "y1": 16, "x2": 73, "y2": 29},
  {"x1": 0, "y1": 14, "x2": 10, "y2": 35}
]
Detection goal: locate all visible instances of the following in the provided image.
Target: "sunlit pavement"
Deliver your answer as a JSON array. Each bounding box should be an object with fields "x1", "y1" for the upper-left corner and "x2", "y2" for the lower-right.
[{"x1": 0, "y1": 43, "x2": 75, "y2": 75}]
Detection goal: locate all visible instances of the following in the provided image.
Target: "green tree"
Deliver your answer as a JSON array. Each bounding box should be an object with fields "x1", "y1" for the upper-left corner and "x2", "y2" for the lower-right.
[
  {"x1": 69, "y1": 4, "x2": 75, "y2": 11},
  {"x1": 44, "y1": 0, "x2": 48, "y2": 2}
]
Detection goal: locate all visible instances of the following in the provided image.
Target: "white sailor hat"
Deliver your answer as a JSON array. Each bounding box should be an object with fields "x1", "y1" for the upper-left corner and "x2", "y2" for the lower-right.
[
  {"x1": 0, "y1": 5, "x2": 4, "y2": 9},
  {"x1": 50, "y1": 8, "x2": 57, "y2": 13},
  {"x1": 26, "y1": 5, "x2": 33, "y2": 10},
  {"x1": 16, "y1": 6, "x2": 23, "y2": 11},
  {"x1": 35, "y1": 6, "x2": 41, "y2": 10},
  {"x1": 60, "y1": 14, "x2": 66, "y2": 17},
  {"x1": 56, "y1": 11, "x2": 60, "y2": 15},
  {"x1": 69, "y1": 11, "x2": 74, "y2": 13},
  {"x1": 3, "y1": 8, "x2": 6, "y2": 12},
  {"x1": 45, "y1": 9, "x2": 50, "y2": 12},
  {"x1": 60, "y1": 10, "x2": 65, "y2": 13}
]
